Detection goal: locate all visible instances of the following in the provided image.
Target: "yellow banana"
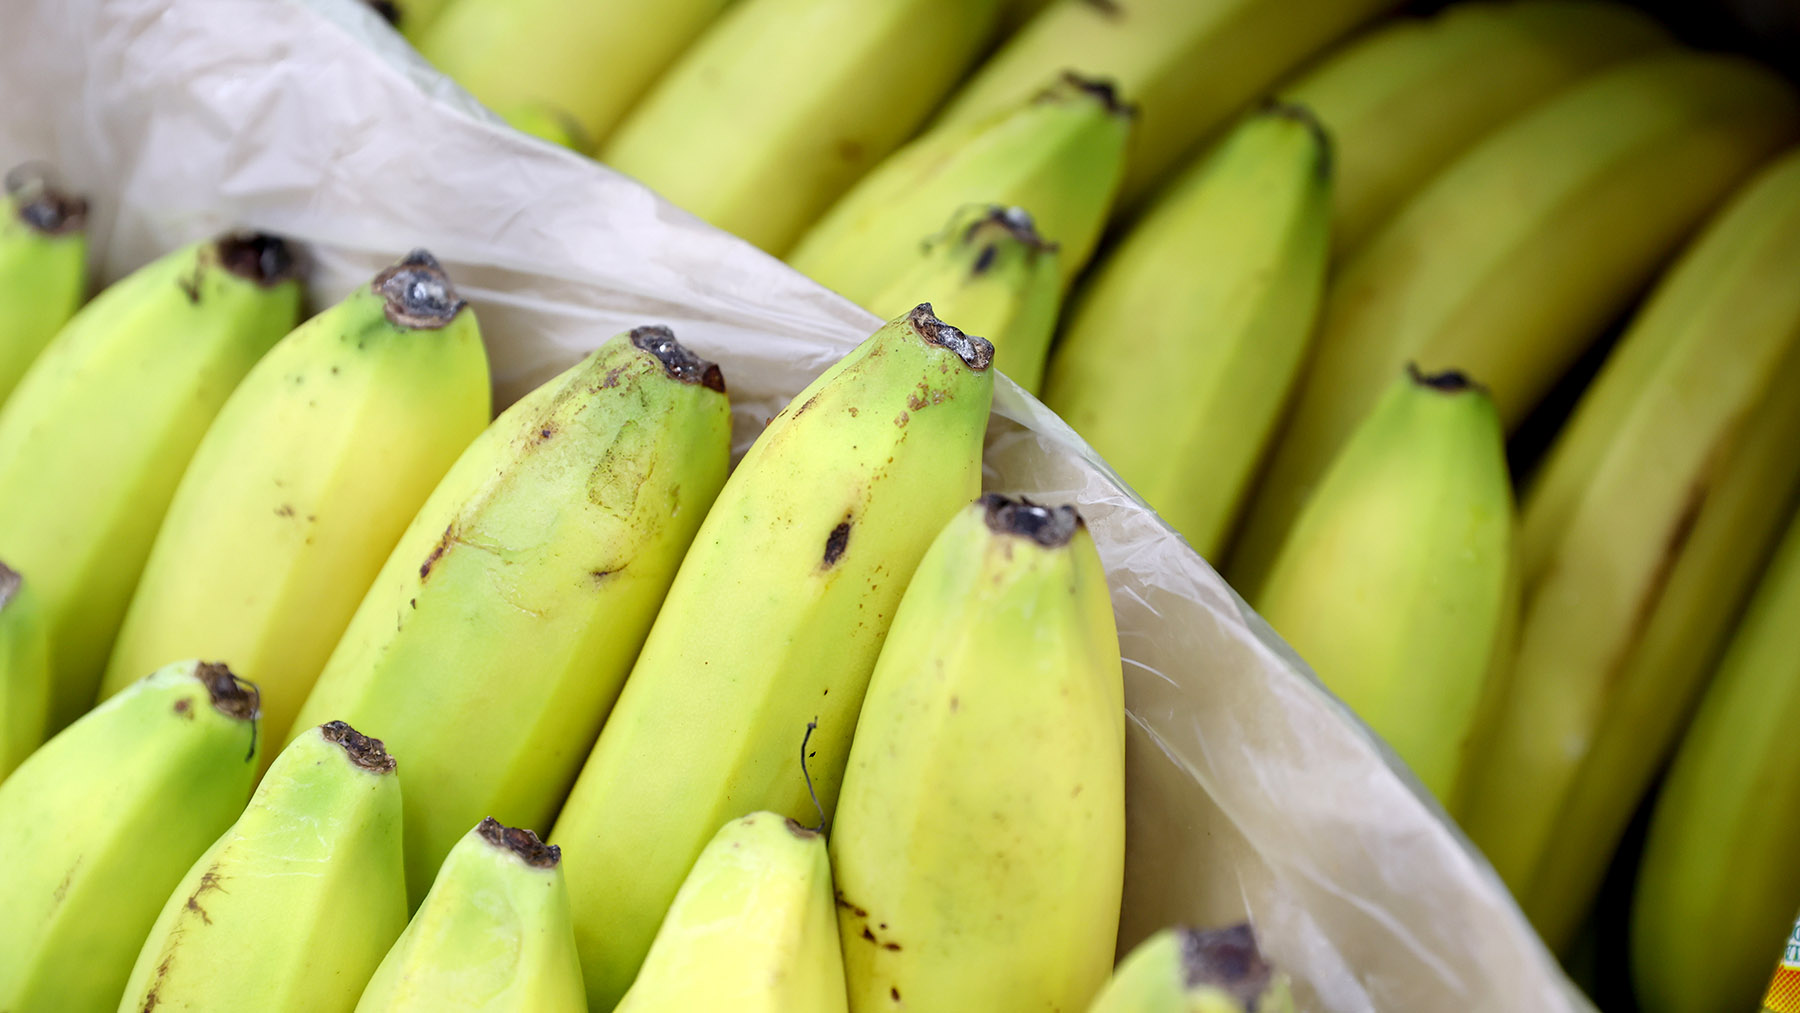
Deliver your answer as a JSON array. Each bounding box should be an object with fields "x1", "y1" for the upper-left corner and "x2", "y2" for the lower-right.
[
  {"x1": 0, "y1": 660, "x2": 260, "y2": 1013},
  {"x1": 0, "y1": 166, "x2": 87, "y2": 407},
  {"x1": 789, "y1": 72, "x2": 1132, "y2": 300},
  {"x1": 1229, "y1": 52, "x2": 1800, "y2": 595},
  {"x1": 1253, "y1": 367, "x2": 1517, "y2": 809},
  {"x1": 0, "y1": 561, "x2": 50, "y2": 777},
  {"x1": 1087, "y1": 925, "x2": 1296, "y2": 1013},
  {"x1": 1459, "y1": 146, "x2": 1800, "y2": 950},
  {"x1": 997, "y1": 0, "x2": 1050, "y2": 33},
  {"x1": 1043, "y1": 102, "x2": 1332, "y2": 560},
  {"x1": 357, "y1": 818, "x2": 585, "y2": 1012},
  {"x1": 550, "y1": 305, "x2": 994, "y2": 1010},
  {"x1": 829, "y1": 495, "x2": 1124, "y2": 1011},
  {"x1": 502, "y1": 101, "x2": 591, "y2": 152},
  {"x1": 291, "y1": 326, "x2": 730, "y2": 900},
  {"x1": 865, "y1": 205, "x2": 1058, "y2": 394},
  {"x1": 101, "y1": 251, "x2": 490, "y2": 753},
  {"x1": 614, "y1": 812, "x2": 846, "y2": 1012},
  {"x1": 117, "y1": 720, "x2": 406, "y2": 1012},
  {"x1": 0, "y1": 234, "x2": 302, "y2": 730}
]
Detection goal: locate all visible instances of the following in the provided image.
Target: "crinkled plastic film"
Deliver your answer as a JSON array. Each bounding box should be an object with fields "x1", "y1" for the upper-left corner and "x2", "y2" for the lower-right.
[{"x1": 0, "y1": 1, "x2": 1592, "y2": 1008}]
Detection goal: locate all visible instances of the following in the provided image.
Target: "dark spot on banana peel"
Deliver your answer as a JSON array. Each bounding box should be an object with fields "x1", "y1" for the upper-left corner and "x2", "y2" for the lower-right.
[
  {"x1": 182, "y1": 864, "x2": 227, "y2": 928},
  {"x1": 891, "y1": 986, "x2": 902, "y2": 1002},
  {"x1": 630, "y1": 325, "x2": 726, "y2": 392},
  {"x1": 215, "y1": 232, "x2": 299, "y2": 287},
  {"x1": 822, "y1": 522, "x2": 851, "y2": 567},
  {"x1": 143, "y1": 954, "x2": 175, "y2": 1011},
  {"x1": 275, "y1": 503, "x2": 295, "y2": 518},
  {"x1": 834, "y1": 891, "x2": 869, "y2": 918},
  {"x1": 420, "y1": 524, "x2": 456, "y2": 581},
  {"x1": 971, "y1": 243, "x2": 998, "y2": 275},
  {"x1": 477, "y1": 817, "x2": 560, "y2": 869},
  {"x1": 173, "y1": 698, "x2": 192, "y2": 718},
  {"x1": 5, "y1": 164, "x2": 86, "y2": 235},
  {"x1": 982, "y1": 494, "x2": 1082, "y2": 548},
  {"x1": 320, "y1": 720, "x2": 397, "y2": 773},
  {"x1": 590, "y1": 567, "x2": 621, "y2": 584},
  {"x1": 373, "y1": 250, "x2": 465, "y2": 329},
  {"x1": 906, "y1": 304, "x2": 993, "y2": 371},
  {"x1": 861, "y1": 927, "x2": 878, "y2": 943},
  {"x1": 1179, "y1": 923, "x2": 1275, "y2": 1003},
  {"x1": 534, "y1": 424, "x2": 557, "y2": 444},
  {"x1": 793, "y1": 394, "x2": 820, "y2": 419}
]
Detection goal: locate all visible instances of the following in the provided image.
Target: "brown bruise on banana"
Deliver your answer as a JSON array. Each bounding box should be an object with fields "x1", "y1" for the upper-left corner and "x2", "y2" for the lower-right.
[
  {"x1": 5, "y1": 164, "x2": 87, "y2": 236},
  {"x1": 477, "y1": 816, "x2": 561, "y2": 869},
  {"x1": 0, "y1": 559, "x2": 20, "y2": 611},
  {"x1": 319, "y1": 719, "x2": 398, "y2": 773},
  {"x1": 906, "y1": 303, "x2": 994, "y2": 372},
  {"x1": 822, "y1": 519, "x2": 852, "y2": 568},
  {"x1": 1257, "y1": 97, "x2": 1335, "y2": 181},
  {"x1": 1404, "y1": 361, "x2": 1482, "y2": 395},
  {"x1": 629, "y1": 324, "x2": 727, "y2": 393},
  {"x1": 373, "y1": 249, "x2": 466, "y2": 329},
  {"x1": 1179, "y1": 923, "x2": 1276, "y2": 1005},
  {"x1": 834, "y1": 888, "x2": 905, "y2": 955},
  {"x1": 981, "y1": 493, "x2": 1083, "y2": 548}
]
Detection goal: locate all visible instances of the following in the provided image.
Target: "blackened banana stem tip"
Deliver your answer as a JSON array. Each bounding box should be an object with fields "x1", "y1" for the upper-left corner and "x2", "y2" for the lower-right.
[
  {"x1": 1178, "y1": 923, "x2": 1276, "y2": 1000},
  {"x1": 5, "y1": 163, "x2": 87, "y2": 236},
  {"x1": 908, "y1": 303, "x2": 994, "y2": 371},
  {"x1": 1405, "y1": 361, "x2": 1483, "y2": 394},
  {"x1": 319, "y1": 720, "x2": 397, "y2": 773},
  {"x1": 216, "y1": 232, "x2": 300, "y2": 287},
  {"x1": 981, "y1": 494, "x2": 1083, "y2": 547},
  {"x1": 477, "y1": 816, "x2": 561, "y2": 869},
  {"x1": 373, "y1": 249, "x2": 466, "y2": 328},
  {"x1": 1043, "y1": 71, "x2": 1138, "y2": 119},
  {"x1": 196, "y1": 661, "x2": 260, "y2": 722},
  {"x1": 1257, "y1": 97, "x2": 1335, "y2": 180},
  {"x1": 630, "y1": 325, "x2": 727, "y2": 392}
]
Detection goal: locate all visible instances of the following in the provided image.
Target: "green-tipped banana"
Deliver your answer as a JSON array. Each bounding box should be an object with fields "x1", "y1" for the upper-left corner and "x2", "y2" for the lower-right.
[
  {"x1": 0, "y1": 234, "x2": 303, "y2": 730},
  {"x1": 1459, "y1": 146, "x2": 1800, "y2": 950},
  {"x1": 0, "y1": 660, "x2": 260, "y2": 1013},
  {"x1": 0, "y1": 561, "x2": 49, "y2": 777},
  {"x1": 502, "y1": 101, "x2": 592, "y2": 152},
  {"x1": 117, "y1": 721, "x2": 407, "y2": 1013},
  {"x1": 830, "y1": 496, "x2": 1124, "y2": 1011},
  {"x1": 1279, "y1": 0, "x2": 1669, "y2": 257},
  {"x1": 615, "y1": 812, "x2": 846, "y2": 1012},
  {"x1": 788, "y1": 73, "x2": 1132, "y2": 298},
  {"x1": 601, "y1": 0, "x2": 1001, "y2": 255},
  {"x1": 357, "y1": 818, "x2": 585, "y2": 1012},
  {"x1": 1230, "y1": 52, "x2": 1800, "y2": 594},
  {"x1": 933, "y1": 0, "x2": 1390, "y2": 205},
  {"x1": 1043, "y1": 102, "x2": 1331, "y2": 559},
  {"x1": 865, "y1": 205, "x2": 1059, "y2": 394},
  {"x1": 551, "y1": 305, "x2": 994, "y2": 1009},
  {"x1": 1253, "y1": 367, "x2": 1517, "y2": 809},
  {"x1": 291, "y1": 326, "x2": 730, "y2": 900},
  {"x1": 0, "y1": 166, "x2": 87, "y2": 407},
  {"x1": 1088, "y1": 925, "x2": 1296, "y2": 1013}
]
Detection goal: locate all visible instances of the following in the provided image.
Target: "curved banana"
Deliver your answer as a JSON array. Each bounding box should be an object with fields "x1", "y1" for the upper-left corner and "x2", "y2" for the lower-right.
[
  {"x1": 357, "y1": 818, "x2": 585, "y2": 1012},
  {"x1": 787, "y1": 73, "x2": 1132, "y2": 299},
  {"x1": 0, "y1": 234, "x2": 303, "y2": 730},
  {"x1": 1229, "y1": 52, "x2": 1800, "y2": 594},
  {"x1": 829, "y1": 495, "x2": 1124, "y2": 1011},
  {"x1": 291, "y1": 325, "x2": 730, "y2": 900},
  {"x1": 550, "y1": 305, "x2": 994, "y2": 1010},
  {"x1": 0, "y1": 561, "x2": 50, "y2": 777},
  {"x1": 1088, "y1": 925, "x2": 1295, "y2": 1013},
  {"x1": 0, "y1": 660, "x2": 260, "y2": 1013},
  {"x1": 117, "y1": 720, "x2": 407, "y2": 1012},
  {"x1": 0, "y1": 166, "x2": 87, "y2": 406},
  {"x1": 100, "y1": 251, "x2": 489, "y2": 754},
  {"x1": 615, "y1": 812, "x2": 845, "y2": 1012},
  {"x1": 1043, "y1": 102, "x2": 1331, "y2": 560},
  {"x1": 1459, "y1": 146, "x2": 1800, "y2": 950}
]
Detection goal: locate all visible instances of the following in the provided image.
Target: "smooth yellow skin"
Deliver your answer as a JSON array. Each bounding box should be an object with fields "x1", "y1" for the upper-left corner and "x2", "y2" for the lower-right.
[
  {"x1": 117, "y1": 723, "x2": 407, "y2": 1013},
  {"x1": 551, "y1": 309, "x2": 993, "y2": 1011},
  {"x1": 0, "y1": 564, "x2": 50, "y2": 777},
  {"x1": 788, "y1": 74, "x2": 1130, "y2": 299},
  {"x1": 1229, "y1": 53, "x2": 1800, "y2": 596},
  {"x1": 830, "y1": 500, "x2": 1124, "y2": 1012},
  {"x1": 1044, "y1": 105, "x2": 1330, "y2": 561},
  {"x1": 0, "y1": 661, "x2": 260, "y2": 1013},
  {"x1": 1459, "y1": 149, "x2": 1800, "y2": 949},
  {"x1": 357, "y1": 823, "x2": 585, "y2": 1012},
  {"x1": 1088, "y1": 928, "x2": 1296, "y2": 1013},
  {"x1": 616, "y1": 812, "x2": 845, "y2": 1013},
  {"x1": 101, "y1": 259, "x2": 491, "y2": 754},
  {"x1": 1281, "y1": 0, "x2": 1668, "y2": 258},
  {"x1": 0, "y1": 190, "x2": 88, "y2": 407},
  {"x1": 0, "y1": 238, "x2": 302, "y2": 731},
  {"x1": 291, "y1": 329, "x2": 730, "y2": 902}
]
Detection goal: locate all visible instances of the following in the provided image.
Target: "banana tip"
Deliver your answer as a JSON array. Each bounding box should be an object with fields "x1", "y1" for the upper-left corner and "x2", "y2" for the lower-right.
[
  {"x1": 195, "y1": 662, "x2": 260, "y2": 723},
  {"x1": 1046, "y1": 72, "x2": 1137, "y2": 119},
  {"x1": 374, "y1": 249, "x2": 468, "y2": 328},
  {"x1": 981, "y1": 494, "x2": 1083, "y2": 547},
  {"x1": 630, "y1": 325, "x2": 726, "y2": 392},
  {"x1": 1405, "y1": 362, "x2": 1484, "y2": 395},
  {"x1": 319, "y1": 720, "x2": 397, "y2": 773},
  {"x1": 0, "y1": 561, "x2": 18, "y2": 609},
  {"x1": 907, "y1": 303, "x2": 994, "y2": 371},
  {"x1": 1257, "y1": 98, "x2": 1334, "y2": 180},
  {"x1": 477, "y1": 817, "x2": 560, "y2": 869},
  {"x1": 216, "y1": 232, "x2": 300, "y2": 287},
  {"x1": 5, "y1": 163, "x2": 87, "y2": 236},
  {"x1": 1179, "y1": 923, "x2": 1275, "y2": 1001}
]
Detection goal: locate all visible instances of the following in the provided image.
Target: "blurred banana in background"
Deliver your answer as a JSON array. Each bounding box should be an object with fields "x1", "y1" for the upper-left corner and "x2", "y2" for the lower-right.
[{"x1": 0, "y1": 166, "x2": 86, "y2": 407}]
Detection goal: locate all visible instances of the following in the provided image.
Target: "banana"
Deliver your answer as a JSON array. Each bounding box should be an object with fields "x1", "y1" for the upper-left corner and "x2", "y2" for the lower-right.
[
  {"x1": 502, "y1": 101, "x2": 591, "y2": 152},
  {"x1": 356, "y1": 818, "x2": 585, "y2": 1012},
  {"x1": 614, "y1": 812, "x2": 845, "y2": 1012},
  {"x1": 100, "y1": 250, "x2": 490, "y2": 755},
  {"x1": 1458, "y1": 146, "x2": 1800, "y2": 950},
  {"x1": 1252, "y1": 367, "x2": 1517, "y2": 809},
  {"x1": 0, "y1": 234, "x2": 302, "y2": 731},
  {"x1": 0, "y1": 659, "x2": 260, "y2": 1013},
  {"x1": 932, "y1": 0, "x2": 1391, "y2": 206},
  {"x1": 0, "y1": 166, "x2": 87, "y2": 407},
  {"x1": 1088, "y1": 925, "x2": 1295, "y2": 1013},
  {"x1": 1229, "y1": 52, "x2": 1800, "y2": 595},
  {"x1": 0, "y1": 561, "x2": 50, "y2": 777},
  {"x1": 788, "y1": 73, "x2": 1132, "y2": 299},
  {"x1": 600, "y1": 0, "x2": 1001, "y2": 256},
  {"x1": 1042, "y1": 102, "x2": 1331, "y2": 560},
  {"x1": 829, "y1": 495, "x2": 1124, "y2": 1012},
  {"x1": 864, "y1": 205, "x2": 1059, "y2": 394},
  {"x1": 550, "y1": 304, "x2": 994, "y2": 1010},
  {"x1": 382, "y1": 0, "x2": 451, "y2": 40},
  {"x1": 290, "y1": 326, "x2": 730, "y2": 901},
  {"x1": 117, "y1": 720, "x2": 407, "y2": 1013}
]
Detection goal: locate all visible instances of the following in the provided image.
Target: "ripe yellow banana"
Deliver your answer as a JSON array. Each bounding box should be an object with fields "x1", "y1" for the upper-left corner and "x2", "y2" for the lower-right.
[
  {"x1": 1253, "y1": 367, "x2": 1517, "y2": 810},
  {"x1": 550, "y1": 305, "x2": 994, "y2": 1010},
  {"x1": 787, "y1": 73, "x2": 1132, "y2": 298},
  {"x1": 1043, "y1": 102, "x2": 1331, "y2": 560},
  {"x1": 1087, "y1": 925, "x2": 1296, "y2": 1013},
  {"x1": 1229, "y1": 52, "x2": 1800, "y2": 595},
  {"x1": 356, "y1": 818, "x2": 585, "y2": 1012},
  {"x1": 614, "y1": 812, "x2": 846, "y2": 1012},
  {"x1": 830, "y1": 495, "x2": 1124, "y2": 1011},
  {"x1": 0, "y1": 659, "x2": 260, "y2": 1013},
  {"x1": 1459, "y1": 146, "x2": 1800, "y2": 950},
  {"x1": 1280, "y1": 0, "x2": 1669, "y2": 259},
  {"x1": 0, "y1": 167, "x2": 87, "y2": 407},
  {"x1": 117, "y1": 720, "x2": 407, "y2": 1012},
  {"x1": 0, "y1": 561, "x2": 49, "y2": 777},
  {"x1": 865, "y1": 205, "x2": 1059, "y2": 394},
  {"x1": 933, "y1": 0, "x2": 1391, "y2": 206},
  {"x1": 291, "y1": 326, "x2": 730, "y2": 900},
  {"x1": 100, "y1": 251, "x2": 490, "y2": 753},
  {"x1": 0, "y1": 234, "x2": 302, "y2": 731}
]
